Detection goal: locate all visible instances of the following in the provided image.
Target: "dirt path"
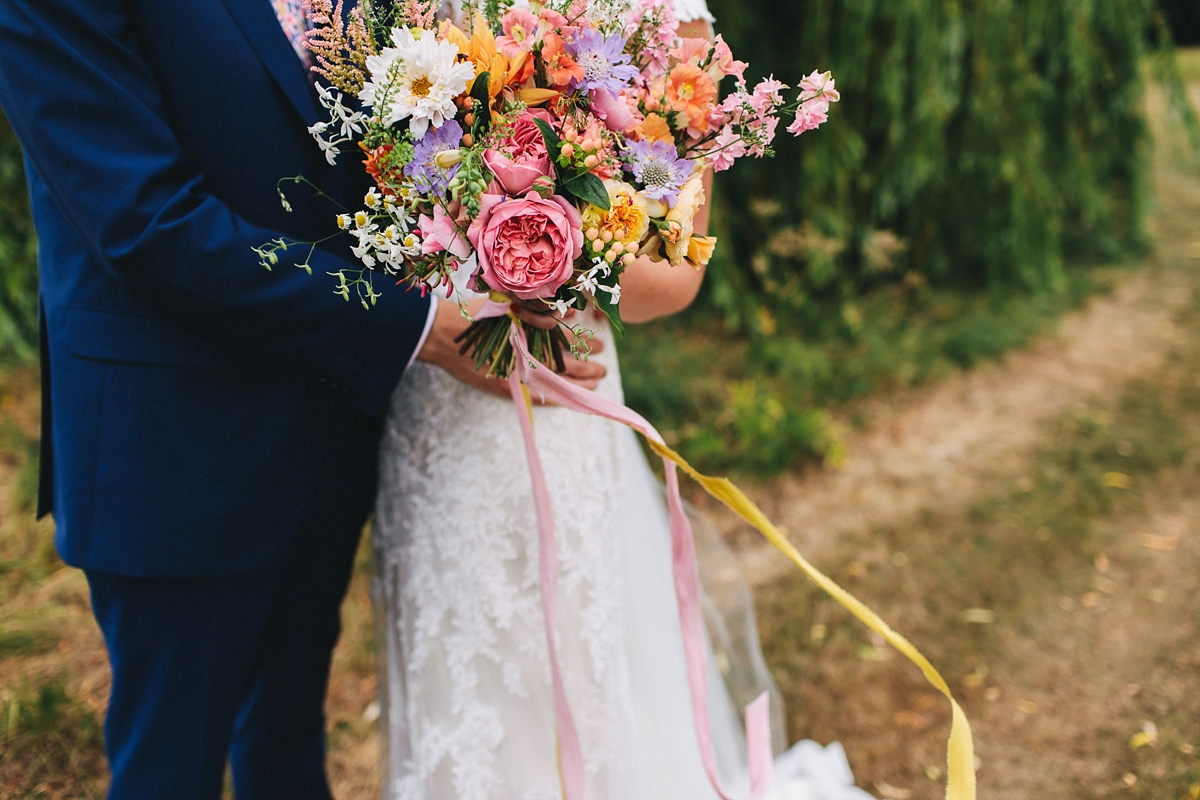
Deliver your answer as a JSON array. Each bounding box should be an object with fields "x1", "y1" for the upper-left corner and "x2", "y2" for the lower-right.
[
  {"x1": 727, "y1": 192, "x2": 1195, "y2": 591},
  {"x1": 736, "y1": 85, "x2": 1200, "y2": 799}
]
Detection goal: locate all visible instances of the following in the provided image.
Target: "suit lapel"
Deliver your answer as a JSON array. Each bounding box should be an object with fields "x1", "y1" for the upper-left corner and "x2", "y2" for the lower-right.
[{"x1": 217, "y1": 0, "x2": 321, "y2": 127}]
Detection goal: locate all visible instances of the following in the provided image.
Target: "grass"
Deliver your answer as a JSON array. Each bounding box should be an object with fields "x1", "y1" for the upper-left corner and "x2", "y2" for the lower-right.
[
  {"x1": 0, "y1": 677, "x2": 107, "y2": 799},
  {"x1": 1176, "y1": 47, "x2": 1200, "y2": 83},
  {"x1": 621, "y1": 267, "x2": 1111, "y2": 474}
]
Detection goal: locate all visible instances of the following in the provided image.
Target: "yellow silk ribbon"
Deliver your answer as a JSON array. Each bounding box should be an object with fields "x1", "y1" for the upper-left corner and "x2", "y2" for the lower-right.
[
  {"x1": 645, "y1": 439, "x2": 977, "y2": 800},
  {"x1": 484, "y1": 303, "x2": 977, "y2": 799}
]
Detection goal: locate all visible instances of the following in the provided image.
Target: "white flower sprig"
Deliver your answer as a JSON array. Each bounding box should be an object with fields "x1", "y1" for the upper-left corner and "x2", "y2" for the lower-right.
[{"x1": 308, "y1": 84, "x2": 367, "y2": 165}]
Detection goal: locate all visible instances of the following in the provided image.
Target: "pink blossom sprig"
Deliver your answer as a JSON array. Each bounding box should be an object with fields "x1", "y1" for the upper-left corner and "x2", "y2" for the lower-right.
[
  {"x1": 689, "y1": 72, "x2": 840, "y2": 172},
  {"x1": 787, "y1": 71, "x2": 841, "y2": 135},
  {"x1": 398, "y1": 0, "x2": 436, "y2": 29},
  {"x1": 622, "y1": 0, "x2": 678, "y2": 79}
]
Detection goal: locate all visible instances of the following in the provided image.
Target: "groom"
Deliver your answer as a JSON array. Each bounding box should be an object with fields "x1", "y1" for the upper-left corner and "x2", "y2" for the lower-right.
[{"x1": 0, "y1": 1, "x2": 602, "y2": 797}]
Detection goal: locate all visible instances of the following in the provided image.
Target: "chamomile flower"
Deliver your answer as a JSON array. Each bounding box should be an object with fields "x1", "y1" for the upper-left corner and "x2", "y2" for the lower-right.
[{"x1": 359, "y1": 27, "x2": 475, "y2": 140}]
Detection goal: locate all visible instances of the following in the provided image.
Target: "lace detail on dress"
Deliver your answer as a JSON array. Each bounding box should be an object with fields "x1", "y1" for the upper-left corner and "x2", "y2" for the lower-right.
[
  {"x1": 374, "y1": 319, "x2": 633, "y2": 800},
  {"x1": 673, "y1": 0, "x2": 715, "y2": 24}
]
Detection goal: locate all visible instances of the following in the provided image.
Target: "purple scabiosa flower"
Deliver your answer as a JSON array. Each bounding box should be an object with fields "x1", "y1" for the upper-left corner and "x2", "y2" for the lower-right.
[
  {"x1": 566, "y1": 29, "x2": 640, "y2": 94},
  {"x1": 623, "y1": 139, "x2": 692, "y2": 206},
  {"x1": 405, "y1": 119, "x2": 464, "y2": 196}
]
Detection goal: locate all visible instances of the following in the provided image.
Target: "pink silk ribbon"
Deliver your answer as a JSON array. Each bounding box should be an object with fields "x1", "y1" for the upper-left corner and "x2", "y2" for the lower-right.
[{"x1": 475, "y1": 303, "x2": 773, "y2": 800}]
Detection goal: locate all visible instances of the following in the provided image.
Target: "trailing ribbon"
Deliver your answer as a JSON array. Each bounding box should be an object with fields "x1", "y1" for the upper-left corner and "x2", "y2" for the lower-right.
[{"x1": 481, "y1": 306, "x2": 976, "y2": 800}]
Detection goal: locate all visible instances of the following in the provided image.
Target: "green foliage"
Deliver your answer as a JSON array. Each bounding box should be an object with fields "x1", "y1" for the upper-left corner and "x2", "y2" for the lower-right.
[
  {"x1": 622, "y1": 268, "x2": 1105, "y2": 473},
  {"x1": 0, "y1": 111, "x2": 37, "y2": 363},
  {"x1": 703, "y1": 0, "x2": 1163, "y2": 333}
]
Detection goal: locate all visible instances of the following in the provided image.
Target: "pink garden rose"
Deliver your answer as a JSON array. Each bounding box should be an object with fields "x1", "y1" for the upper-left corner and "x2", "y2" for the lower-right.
[
  {"x1": 468, "y1": 192, "x2": 584, "y2": 301},
  {"x1": 482, "y1": 109, "x2": 555, "y2": 197}
]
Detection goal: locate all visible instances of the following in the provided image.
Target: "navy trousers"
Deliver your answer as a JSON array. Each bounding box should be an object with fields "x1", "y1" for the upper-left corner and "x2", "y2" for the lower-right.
[{"x1": 86, "y1": 482, "x2": 371, "y2": 800}]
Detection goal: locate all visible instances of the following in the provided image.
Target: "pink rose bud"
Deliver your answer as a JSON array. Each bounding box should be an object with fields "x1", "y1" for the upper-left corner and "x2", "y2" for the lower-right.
[
  {"x1": 481, "y1": 109, "x2": 556, "y2": 196},
  {"x1": 531, "y1": 175, "x2": 556, "y2": 199}
]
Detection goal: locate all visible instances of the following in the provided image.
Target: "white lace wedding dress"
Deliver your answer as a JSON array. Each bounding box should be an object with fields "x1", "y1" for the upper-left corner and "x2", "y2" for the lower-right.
[{"x1": 371, "y1": 4, "x2": 875, "y2": 800}]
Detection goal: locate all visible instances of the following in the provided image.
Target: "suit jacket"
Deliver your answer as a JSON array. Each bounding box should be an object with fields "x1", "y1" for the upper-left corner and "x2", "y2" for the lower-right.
[{"x1": 0, "y1": 0, "x2": 432, "y2": 577}]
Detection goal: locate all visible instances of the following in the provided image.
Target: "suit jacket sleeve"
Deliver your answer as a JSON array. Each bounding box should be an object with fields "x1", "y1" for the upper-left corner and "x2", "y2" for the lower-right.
[{"x1": 0, "y1": 0, "x2": 432, "y2": 415}]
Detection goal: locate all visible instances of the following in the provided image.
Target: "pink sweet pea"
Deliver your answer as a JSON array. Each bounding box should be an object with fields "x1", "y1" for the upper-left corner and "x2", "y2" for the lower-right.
[
  {"x1": 749, "y1": 77, "x2": 787, "y2": 113},
  {"x1": 710, "y1": 35, "x2": 748, "y2": 85},
  {"x1": 418, "y1": 203, "x2": 471, "y2": 260},
  {"x1": 787, "y1": 100, "x2": 829, "y2": 135},
  {"x1": 799, "y1": 70, "x2": 840, "y2": 103},
  {"x1": 481, "y1": 110, "x2": 555, "y2": 196},
  {"x1": 468, "y1": 192, "x2": 584, "y2": 301},
  {"x1": 707, "y1": 125, "x2": 746, "y2": 172},
  {"x1": 496, "y1": 8, "x2": 540, "y2": 58}
]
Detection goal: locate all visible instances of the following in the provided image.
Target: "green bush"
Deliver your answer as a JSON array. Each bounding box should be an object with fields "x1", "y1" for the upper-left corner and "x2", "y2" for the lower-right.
[
  {"x1": 0, "y1": 110, "x2": 37, "y2": 363},
  {"x1": 621, "y1": 269, "x2": 1104, "y2": 473},
  {"x1": 703, "y1": 0, "x2": 1164, "y2": 333}
]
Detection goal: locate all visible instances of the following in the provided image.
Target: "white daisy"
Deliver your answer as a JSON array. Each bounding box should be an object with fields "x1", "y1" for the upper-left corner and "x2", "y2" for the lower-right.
[{"x1": 359, "y1": 27, "x2": 476, "y2": 140}]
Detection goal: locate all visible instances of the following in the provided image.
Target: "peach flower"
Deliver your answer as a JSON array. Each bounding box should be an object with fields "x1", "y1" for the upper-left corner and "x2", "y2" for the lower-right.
[{"x1": 666, "y1": 63, "x2": 717, "y2": 133}]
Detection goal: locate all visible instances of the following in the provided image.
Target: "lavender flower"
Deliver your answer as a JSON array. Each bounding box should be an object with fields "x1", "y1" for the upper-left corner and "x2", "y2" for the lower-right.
[
  {"x1": 405, "y1": 120, "x2": 464, "y2": 196},
  {"x1": 566, "y1": 29, "x2": 640, "y2": 94},
  {"x1": 623, "y1": 139, "x2": 692, "y2": 206}
]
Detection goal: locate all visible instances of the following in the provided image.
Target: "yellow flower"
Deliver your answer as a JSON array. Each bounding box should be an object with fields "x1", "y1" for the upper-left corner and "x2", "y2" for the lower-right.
[
  {"x1": 581, "y1": 180, "x2": 651, "y2": 248},
  {"x1": 440, "y1": 14, "x2": 530, "y2": 116},
  {"x1": 636, "y1": 113, "x2": 675, "y2": 145},
  {"x1": 663, "y1": 171, "x2": 706, "y2": 267},
  {"x1": 686, "y1": 235, "x2": 717, "y2": 269}
]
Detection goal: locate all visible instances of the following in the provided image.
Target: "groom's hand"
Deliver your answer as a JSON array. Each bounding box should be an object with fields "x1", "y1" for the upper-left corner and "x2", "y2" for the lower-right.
[{"x1": 416, "y1": 300, "x2": 606, "y2": 401}]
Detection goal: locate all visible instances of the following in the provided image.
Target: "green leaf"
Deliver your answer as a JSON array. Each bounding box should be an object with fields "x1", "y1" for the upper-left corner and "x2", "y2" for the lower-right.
[
  {"x1": 594, "y1": 286, "x2": 624, "y2": 336},
  {"x1": 561, "y1": 170, "x2": 611, "y2": 210},
  {"x1": 470, "y1": 71, "x2": 492, "y2": 136},
  {"x1": 532, "y1": 117, "x2": 563, "y2": 161}
]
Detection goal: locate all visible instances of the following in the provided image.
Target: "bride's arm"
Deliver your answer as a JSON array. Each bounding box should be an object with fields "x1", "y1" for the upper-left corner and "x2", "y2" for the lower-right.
[{"x1": 619, "y1": 18, "x2": 714, "y2": 325}]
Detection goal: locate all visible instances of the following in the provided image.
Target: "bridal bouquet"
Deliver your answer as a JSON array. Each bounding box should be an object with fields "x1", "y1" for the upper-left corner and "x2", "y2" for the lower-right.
[
  {"x1": 262, "y1": 3, "x2": 977, "y2": 799},
  {"x1": 280, "y1": 0, "x2": 839, "y2": 377}
]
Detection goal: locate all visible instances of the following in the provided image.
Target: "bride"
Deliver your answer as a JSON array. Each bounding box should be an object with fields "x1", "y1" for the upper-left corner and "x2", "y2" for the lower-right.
[{"x1": 372, "y1": 2, "x2": 874, "y2": 799}]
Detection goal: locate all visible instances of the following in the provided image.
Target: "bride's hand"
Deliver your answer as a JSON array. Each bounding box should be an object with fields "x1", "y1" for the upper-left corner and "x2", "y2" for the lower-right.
[{"x1": 416, "y1": 299, "x2": 606, "y2": 401}]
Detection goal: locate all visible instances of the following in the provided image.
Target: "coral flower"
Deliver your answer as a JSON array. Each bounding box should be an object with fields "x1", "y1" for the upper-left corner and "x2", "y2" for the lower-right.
[
  {"x1": 361, "y1": 143, "x2": 399, "y2": 192},
  {"x1": 669, "y1": 37, "x2": 712, "y2": 67},
  {"x1": 665, "y1": 63, "x2": 717, "y2": 132},
  {"x1": 542, "y1": 31, "x2": 585, "y2": 88}
]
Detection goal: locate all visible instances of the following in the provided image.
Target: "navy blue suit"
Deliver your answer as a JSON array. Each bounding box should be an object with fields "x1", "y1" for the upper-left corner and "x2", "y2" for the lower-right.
[{"x1": 0, "y1": 0, "x2": 431, "y2": 795}]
